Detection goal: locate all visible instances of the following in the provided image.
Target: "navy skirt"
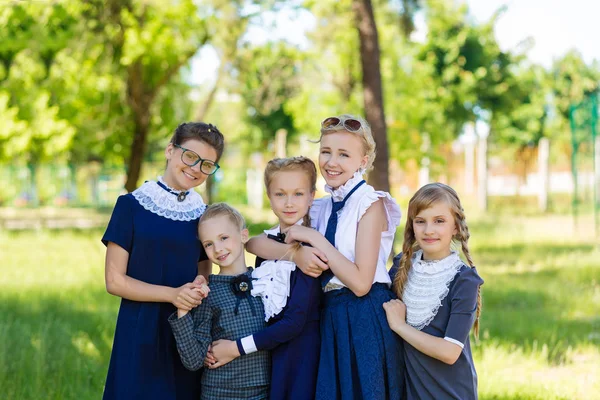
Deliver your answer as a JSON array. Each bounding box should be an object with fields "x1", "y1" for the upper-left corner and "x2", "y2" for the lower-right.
[{"x1": 316, "y1": 283, "x2": 405, "y2": 400}]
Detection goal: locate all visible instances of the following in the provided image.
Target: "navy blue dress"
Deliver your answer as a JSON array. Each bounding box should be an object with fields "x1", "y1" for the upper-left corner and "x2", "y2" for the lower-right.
[
  {"x1": 245, "y1": 238, "x2": 322, "y2": 400},
  {"x1": 102, "y1": 190, "x2": 207, "y2": 400},
  {"x1": 390, "y1": 255, "x2": 484, "y2": 400}
]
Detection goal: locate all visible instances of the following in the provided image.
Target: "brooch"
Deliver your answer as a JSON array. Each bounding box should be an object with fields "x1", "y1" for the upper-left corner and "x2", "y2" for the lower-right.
[{"x1": 231, "y1": 273, "x2": 257, "y2": 316}]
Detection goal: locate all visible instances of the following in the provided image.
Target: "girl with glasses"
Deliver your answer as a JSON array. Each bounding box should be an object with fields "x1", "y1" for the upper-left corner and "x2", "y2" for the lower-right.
[
  {"x1": 247, "y1": 114, "x2": 405, "y2": 399},
  {"x1": 101, "y1": 122, "x2": 223, "y2": 400}
]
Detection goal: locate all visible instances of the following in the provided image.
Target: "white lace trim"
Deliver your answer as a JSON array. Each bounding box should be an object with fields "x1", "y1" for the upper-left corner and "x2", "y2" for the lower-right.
[
  {"x1": 131, "y1": 177, "x2": 206, "y2": 222},
  {"x1": 325, "y1": 169, "x2": 365, "y2": 201},
  {"x1": 403, "y1": 250, "x2": 463, "y2": 330},
  {"x1": 251, "y1": 260, "x2": 297, "y2": 321}
]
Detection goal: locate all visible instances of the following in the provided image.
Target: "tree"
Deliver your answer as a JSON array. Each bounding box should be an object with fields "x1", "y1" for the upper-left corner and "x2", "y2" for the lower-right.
[
  {"x1": 80, "y1": 0, "x2": 210, "y2": 192},
  {"x1": 234, "y1": 42, "x2": 302, "y2": 152},
  {"x1": 352, "y1": 0, "x2": 390, "y2": 191}
]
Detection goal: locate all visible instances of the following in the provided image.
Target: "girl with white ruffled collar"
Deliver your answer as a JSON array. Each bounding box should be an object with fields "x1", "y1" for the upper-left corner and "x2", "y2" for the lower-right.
[
  {"x1": 384, "y1": 183, "x2": 484, "y2": 400},
  {"x1": 247, "y1": 115, "x2": 405, "y2": 399},
  {"x1": 207, "y1": 156, "x2": 322, "y2": 400},
  {"x1": 101, "y1": 122, "x2": 223, "y2": 400}
]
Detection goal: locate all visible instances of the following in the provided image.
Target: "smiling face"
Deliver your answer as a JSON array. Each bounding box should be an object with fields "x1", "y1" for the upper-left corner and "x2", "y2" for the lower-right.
[
  {"x1": 163, "y1": 139, "x2": 218, "y2": 191},
  {"x1": 198, "y1": 215, "x2": 248, "y2": 273},
  {"x1": 267, "y1": 170, "x2": 315, "y2": 231},
  {"x1": 412, "y1": 201, "x2": 458, "y2": 261},
  {"x1": 318, "y1": 131, "x2": 368, "y2": 189}
]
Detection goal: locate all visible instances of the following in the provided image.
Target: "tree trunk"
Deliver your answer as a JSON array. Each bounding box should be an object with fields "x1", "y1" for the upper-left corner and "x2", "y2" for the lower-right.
[
  {"x1": 124, "y1": 61, "x2": 153, "y2": 193},
  {"x1": 352, "y1": 0, "x2": 389, "y2": 192}
]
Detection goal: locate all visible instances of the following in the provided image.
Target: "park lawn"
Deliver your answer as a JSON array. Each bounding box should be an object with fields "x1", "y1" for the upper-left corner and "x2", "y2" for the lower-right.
[{"x1": 0, "y1": 214, "x2": 599, "y2": 399}]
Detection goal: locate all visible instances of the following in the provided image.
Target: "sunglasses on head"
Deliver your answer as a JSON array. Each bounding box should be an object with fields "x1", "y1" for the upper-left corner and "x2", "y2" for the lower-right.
[{"x1": 321, "y1": 116, "x2": 363, "y2": 132}]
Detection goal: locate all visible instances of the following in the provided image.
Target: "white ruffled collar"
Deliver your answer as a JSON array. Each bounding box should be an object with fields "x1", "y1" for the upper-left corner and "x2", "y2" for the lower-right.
[
  {"x1": 412, "y1": 250, "x2": 462, "y2": 273},
  {"x1": 325, "y1": 170, "x2": 365, "y2": 201},
  {"x1": 263, "y1": 219, "x2": 303, "y2": 236},
  {"x1": 402, "y1": 250, "x2": 464, "y2": 330},
  {"x1": 131, "y1": 176, "x2": 206, "y2": 222}
]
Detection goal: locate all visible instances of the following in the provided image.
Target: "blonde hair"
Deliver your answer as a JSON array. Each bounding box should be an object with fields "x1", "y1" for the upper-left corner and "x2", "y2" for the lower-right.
[
  {"x1": 199, "y1": 203, "x2": 246, "y2": 230},
  {"x1": 392, "y1": 183, "x2": 482, "y2": 338},
  {"x1": 319, "y1": 114, "x2": 377, "y2": 170},
  {"x1": 264, "y1": 156, "x2": 317, "y2": 228}
]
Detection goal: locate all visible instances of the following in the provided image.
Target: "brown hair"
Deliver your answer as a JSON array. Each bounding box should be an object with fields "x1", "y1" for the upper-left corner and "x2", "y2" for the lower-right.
[
  {"x1": 318, "y1": 114, "x2": 376, "y2": 170},
  {"x1": 170, "y1": 122, "x2": 225, "y2": 162},
  {"x1": 199, "y1": 203, "x2": 246, "y2": 231},
  {"x1": 263, "y1": 156, "x2": 317, "y2": 228},
  {"x1": 392, "y1": 183, "x2": 482, "y2": 338}
]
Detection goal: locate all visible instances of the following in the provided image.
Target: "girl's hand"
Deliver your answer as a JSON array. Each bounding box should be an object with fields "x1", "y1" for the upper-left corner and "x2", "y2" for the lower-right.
[
  {"x1": 171, "y1": 282, "x2": 205, "y2": 311},
  {"x1": 284, "y1": 225, "x2": 316, "y2": 244},
  {"x1": 207, "y1": 339, "x2": 240, "y2": 369},
  {"x1": 383, "y1": 299, "x2": 407, "y2": 332},
  {"x1": 293, "y1": 246, "x2": 328, "y2": 278},
  {"x1": 203, "y1": 345, "x2": 217, "y2": 368},
  {"x1": 193, "y1": 275, "x2": 211, "y2": 298}
]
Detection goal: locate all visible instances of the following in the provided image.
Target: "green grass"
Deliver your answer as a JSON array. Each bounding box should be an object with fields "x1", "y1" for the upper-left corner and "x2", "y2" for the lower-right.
[{"x1": 1, "y1": 214, "x2": 599, "y2": 399}]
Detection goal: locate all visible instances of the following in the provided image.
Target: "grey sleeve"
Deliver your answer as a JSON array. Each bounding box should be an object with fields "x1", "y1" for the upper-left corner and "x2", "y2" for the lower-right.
[{"x1": 169, "y1": 301, "x2": 213, "y2": 371}]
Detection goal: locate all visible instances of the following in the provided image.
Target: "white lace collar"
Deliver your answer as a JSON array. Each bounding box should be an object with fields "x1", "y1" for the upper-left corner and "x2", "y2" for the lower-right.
[
  {"x1": 132, "y1": 176, "x2": 206, "y2": 221},
  {"x1": 263, "y1": 219, "x2": 303, "y2": 235},
  {"x1": 325, "y1": 169, "x2": 365, "y2": 201},
  {"x1": 402, "y1": 250, "x2": 464, "y2": 330}
]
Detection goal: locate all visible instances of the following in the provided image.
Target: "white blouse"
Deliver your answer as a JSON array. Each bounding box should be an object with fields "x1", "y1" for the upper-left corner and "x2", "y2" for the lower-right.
[
  {"x1": 402, "y1": 250, "x2": 464, "y2": 331},
  {"x1": 310, "y1": 171, "x2": 401, "y2": 290},
  {"x1": 250, "y1": 222, "x2": 301, "y2": 321}
]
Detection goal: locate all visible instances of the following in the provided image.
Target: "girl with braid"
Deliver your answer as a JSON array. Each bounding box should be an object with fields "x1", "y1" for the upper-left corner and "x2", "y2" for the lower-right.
[{"x1": 384, "y1": 183, "x2": 484, "y2": 400}]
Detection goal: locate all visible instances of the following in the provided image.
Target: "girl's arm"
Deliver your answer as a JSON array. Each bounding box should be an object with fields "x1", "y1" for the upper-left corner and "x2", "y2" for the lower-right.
[
  {"x1": 246, "y1": 234, "x2": 329, "y2": 278},
  {"x1": 169, "y1": 302, "x2": 213, "y2": 371},
  {"x1": 286, "y1": 199, "x2": 386, "y2": 297},
  {"x1": 105, "y1": 242, "x2": 206, "y2": 310},
  {"x1": 383, "y1": 299, "x2": 462, "y2": 365},
  {"x1": 208, "y1": 273, "x2": 321, "y2": 368}
]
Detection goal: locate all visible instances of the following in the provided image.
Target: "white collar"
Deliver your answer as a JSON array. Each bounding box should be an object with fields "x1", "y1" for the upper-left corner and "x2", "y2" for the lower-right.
[
  {"x1": 324, "y1": 169, "x2": 365, "y2": 201},
  {"x1": 132, "y1": 176, "x2": 206, "y2": 222},
  {"x1": 402, "y1": 250, "x2": 464, "y2": 330},
  {"x1": 263, "y1": 218, "x2": 303, "y2": 236},
  {"x1": 412, "y1": 250, "x2": 462, "y2": 273}
]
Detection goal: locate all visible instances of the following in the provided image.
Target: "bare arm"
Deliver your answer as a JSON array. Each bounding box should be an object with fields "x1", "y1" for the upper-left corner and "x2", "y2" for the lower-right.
[
  {"x1": 286, "y1": 199, "x2": 386, "y2": 297},
  {"x1": 383, "y1": 299, "x2": 462, "y2": 365},
  {"x1": 246, "y1": 234, "x2": 328, "y2": 278},
  {"x1": 105, "y1": 242, "x2": 205, "y2": 310}
]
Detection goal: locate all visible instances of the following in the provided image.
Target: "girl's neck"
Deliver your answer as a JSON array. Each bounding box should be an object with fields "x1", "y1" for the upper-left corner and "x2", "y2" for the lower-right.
[
  {"x1": 278, "y1": 217, "x2": 304, "y2": 232},
  {"x1": 161, "y1": 171, "x2": 185, "y2": 192},
  {"x1": 421, "y1": 249, "x2": 452, "y2": 261},
  {"x1": 218, "y1": 260, "x2": 248, "y2": 276}
]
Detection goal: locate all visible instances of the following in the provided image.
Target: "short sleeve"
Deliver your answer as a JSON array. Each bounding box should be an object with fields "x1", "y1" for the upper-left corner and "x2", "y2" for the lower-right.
[
  {"x1": 102, "y1": 194, "x2": 135, "y2": 253},
  {"x1": 357, "y1": 190, "x2": 401, "y2": 235},
  {"x1": 444, "y1": 267, "x2": 484, "y2": 346},
  {"x1": 309, "y1": 197, "x2": 326, "y2": 229}
]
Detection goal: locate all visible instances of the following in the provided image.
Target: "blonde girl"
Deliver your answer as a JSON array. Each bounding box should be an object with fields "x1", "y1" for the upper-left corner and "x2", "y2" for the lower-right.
[{"x1": 247, "y1": 115, "x2": 405, "y2": 399}]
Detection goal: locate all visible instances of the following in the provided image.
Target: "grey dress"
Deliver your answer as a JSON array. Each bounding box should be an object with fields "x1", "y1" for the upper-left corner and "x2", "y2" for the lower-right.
[
  {"x1": 169, "y1": 269, "x2": 270, "y2": 400},
  {"x1": 390, "y1": 256, "x2": 484, "y2": 400}
]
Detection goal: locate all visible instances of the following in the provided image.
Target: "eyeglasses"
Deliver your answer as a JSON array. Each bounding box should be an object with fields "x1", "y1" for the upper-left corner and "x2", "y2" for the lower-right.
[
  {"x1": 173, "y1": 143, "x2": 220, "y2": 175},
  {"x1": 321, "y1": 116, "x2": 363, "y2": 132}
]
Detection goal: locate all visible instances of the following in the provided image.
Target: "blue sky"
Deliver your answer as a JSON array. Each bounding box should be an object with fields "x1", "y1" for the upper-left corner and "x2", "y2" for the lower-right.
[{"x1": 190, "y1": 0, "x2": 600, "y2": 85}]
